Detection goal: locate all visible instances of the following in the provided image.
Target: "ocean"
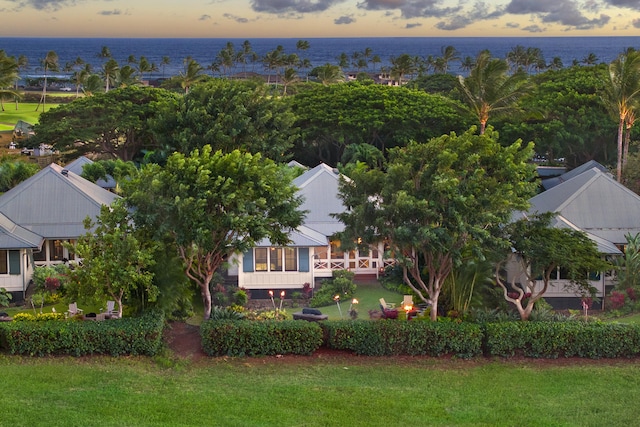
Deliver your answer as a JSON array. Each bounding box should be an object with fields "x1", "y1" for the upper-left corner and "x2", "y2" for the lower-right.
[{"x1": 1, "y1": 36, "x2": 640, "y2": 79}]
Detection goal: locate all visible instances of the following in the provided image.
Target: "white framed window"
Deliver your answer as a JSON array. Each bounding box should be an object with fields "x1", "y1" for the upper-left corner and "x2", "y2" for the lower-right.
[{"x1": 255, "y1": 247, "x2": 298, "y2": 272}]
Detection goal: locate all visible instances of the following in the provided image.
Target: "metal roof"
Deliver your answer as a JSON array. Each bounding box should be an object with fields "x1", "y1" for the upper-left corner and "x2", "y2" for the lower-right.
[
  {"x1": 542, "y1": 160, "x2": 609, "y2": 190},
  {"x1": 0, "y1": 212, "x2": 43, "y2": 249},
  {"x1": 65, "y1": 156, "x2": 117, "y2": 189},
  {"x1": 525, "y1": 167, "x2": 640, "y2": 246},
  {"x1": 293, "y1": 163, "x2": 345, "y2": 234},
  {"x1": 0, "y1": 163, "x2": 120, "y2": 239}
]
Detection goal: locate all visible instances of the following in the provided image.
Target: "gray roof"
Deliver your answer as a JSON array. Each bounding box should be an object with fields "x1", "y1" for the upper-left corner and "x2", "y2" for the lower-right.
[
  {"x1": 0, "y1": 163, "x2": 120, "y2": 239},
  {"x1": 65, "y1": 156, "x2": 117, "y2": 189},
  {"x1": 518, "y1": 166, "x2": 640, "y2": 246},
  {"x1": 542, "y1": 160, "x2": 609, "y2": 190},
  {"x1": 293, "y1": 163, "x2": 346, "y2": 236},
  {"x1": 0, "y1": 212, "x2": 43, "y2": 250},
  {"x1": 255, "y1": 225, "x2": 328, "y2": 248}
]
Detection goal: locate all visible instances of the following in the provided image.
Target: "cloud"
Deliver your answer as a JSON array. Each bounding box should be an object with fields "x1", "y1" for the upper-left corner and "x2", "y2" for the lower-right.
[
  {"x1": 4, "y1": 0, "x2": 75, "y2": 12},
  {"x1": 405, "y1": 22, "x2": 422, "y2": 28},
  {"x1": 250, "y1": 0, "x2": 346, "y2": 14},
  {"x1": 505, "y1": 21, "x2": 520, "y2": 28},
  {"x1": 334, "y1": 15, "x2": 355, "y2": 24},
  {"x1": 98, "y1": 9, "x2": 123, "y2": 16},
  {"x1": 522, "y1": 24, "x2": 545, "y2": 32},
  {"x1": 434, "y1": 2, "x2": 505, "y2": 31},
  {"x1": 633, "y1": 17, "x2": 640, "y2": 27},
  {"x1": 223, "y1": 13, "x2": 250, "y2": 23},
  {"x1": 199, "y1": 14, "x2": 212, "y2": 20},
  {"x1": 505, "y1": 0, "x2": 611, "y2": 29},
  {"x1": 604, "y1": 0, "x2": 640, "y2": 10},
  {"x1": 356, "y1": 0, "x2": 462, "y2": 19}
]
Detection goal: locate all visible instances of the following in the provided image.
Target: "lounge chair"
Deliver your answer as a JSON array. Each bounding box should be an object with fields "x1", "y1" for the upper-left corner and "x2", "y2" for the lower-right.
[
  {"x1": 66, "y1": 302, "x2": 83, "y2": 317},
  {"x1": 379, "y1": 298, "x2": 396, "y2": 309},
  {"x1": 402, "y1": 295, "x2": 413, "y2": 307}
]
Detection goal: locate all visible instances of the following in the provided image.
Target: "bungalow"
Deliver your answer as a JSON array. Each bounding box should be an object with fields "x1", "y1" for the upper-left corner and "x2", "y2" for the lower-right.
[
  {"x1": 0, "y1": 162, "x2": 119, "y2": 301},
  {"x1": 228, "y1": 163, "x2": 393, "y2": 296},
  {"x1": 511, "y1": 165, "x2": 640, "y2": 309}
]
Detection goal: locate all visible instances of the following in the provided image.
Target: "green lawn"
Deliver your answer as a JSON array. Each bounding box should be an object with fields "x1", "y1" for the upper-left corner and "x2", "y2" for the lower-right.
[
  {"x1": 0, "y1": 102, "x2": 58, "y2": 130},
  {"x1": 1, "y1": 355, "x2": 639, "y2": 426}
]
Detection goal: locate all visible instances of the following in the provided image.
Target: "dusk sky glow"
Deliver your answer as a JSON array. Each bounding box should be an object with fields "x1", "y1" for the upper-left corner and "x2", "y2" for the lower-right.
[{"x1": 1, "y1": 0, "x2": 640, "y2": 38}]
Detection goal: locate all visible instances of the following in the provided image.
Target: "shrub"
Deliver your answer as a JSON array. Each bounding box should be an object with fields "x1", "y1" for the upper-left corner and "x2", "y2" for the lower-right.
[
  {"x1": 310, "y1": 270, "x2": 357, "y2": 307},
  {"x1": 0, "y1": 310, "x2": 164, "y2": 356},
  {"x1": 322, "y1": 320, "x2": 482, "y2": 358},
  {"x1": 484, "y1": 321, "x2": 640, "y2": 358},
  {"x1": 209, "y1": 306, "x2": 245, "y2": 321},
  {"x1": 201, "y1": 320, "x2": 323, "y2": 357}
]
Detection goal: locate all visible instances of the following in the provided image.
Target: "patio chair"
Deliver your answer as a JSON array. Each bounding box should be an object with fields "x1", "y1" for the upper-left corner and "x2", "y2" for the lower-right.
[
  {"x1": 104, "y1": 300, "x2": 117, "y2": 317},
  {"x1": 66, "y1": 302, "x2": 83, "y2": 317},
  {"x1": 402, "y1": 295, "x2": 413, "y2": 307},
  {"x1": 379, "y1": 298, "x2": 396, "y2": 309}
]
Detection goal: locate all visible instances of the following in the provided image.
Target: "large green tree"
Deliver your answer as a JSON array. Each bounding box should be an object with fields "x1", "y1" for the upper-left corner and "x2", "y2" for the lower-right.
[
  {"x1": 496, "y1": 65, "x2": 614, "y2": 167},
  {"x1": 152, "y1": 79, "x2": 297, "y2": 162},
  {"x1": 0, "y1": 51, "x2": 19, "y2": 111},
  {"x1": 290, "y1": 82, "x2": 470, "y2": 166},
  {"x1": 67, "y1": 201, "x2": 157, "y2": 319},
  {"x1": 124, "y1": 146, "x2": 305, "y2": 320},
  {"x1": 30, "y1": 86, "x2": 179, "y2": 160},
  {"x1": 495, "y1": 213, "x2": 610, "y2": 320},
  {"x1": 337, "y1": 127, "x2": 537, "y2": 320}
]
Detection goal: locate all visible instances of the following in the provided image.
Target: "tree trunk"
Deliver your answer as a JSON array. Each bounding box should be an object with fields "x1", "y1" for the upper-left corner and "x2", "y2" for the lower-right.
[
  {"x1": 617, "y1": 117, "x2": 624, "y2": 182},
  {"x1": 201, "y1": 283, "x2": 212, "y2": 320}
]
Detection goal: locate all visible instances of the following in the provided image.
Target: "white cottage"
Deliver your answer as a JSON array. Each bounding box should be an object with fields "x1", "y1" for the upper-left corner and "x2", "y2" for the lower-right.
[
  {"x1": 511, "y1": 165, "x2": 640, "y2": 309},
  {"x1": 228, "y1": 163, "x2": 393, "y2": 294},
  {"x1": 0, "y1": 162, "x2": 119, "y2": 300}
]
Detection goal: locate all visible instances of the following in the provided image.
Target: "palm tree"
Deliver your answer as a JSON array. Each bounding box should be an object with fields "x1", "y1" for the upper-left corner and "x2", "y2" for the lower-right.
[
  {"x1": 115, "y1": 65, "x2": 139, "y2": 87},
  {"x1": 582, "y1": 53, "x2": 599, "y2": 65},
  {"x1": 36, "y1": 50, "x2": 58, "y2": 112},
  {"x1": 262, "y1": 46, "x2": 284, "y2": 84},
  {"x1": 314, "y1": 63, "x2": 345, "y2": 85},
  {"x1": 0, "y1": 51, "x2": 19, "y2": 111},
  {"x1": 457, "y1": 50, "x2": 531, "y2": 135},
  {"x1": 601, "y1": 49, "x2": 640, "y2": 182},
  {"x1": 83, "y1": 74, "x2": 104, "y2": 96},
  {"x1": 216, "y1": 42, "x2": 236, "y2": 77},
  {"x1": 371, "y1": 55, "x2": 381, "y2": 72},
  {"x1": 390, "y1": 53, "x2": 417, "y2": 85},
  {"x1": 281, "y1": 68, "x2": 299, "y2": 96},
  {"x1": 179, "y1": 58, "x2": 205, "y2": 93},
  {"x1": 160, "y1": 56, "x2": 171, "y2": 78},
  {"x1": 436, "y1": 45, "x2": 459, "y2": 74},
  {"x1": 101, "y1": 58, "x2": 119, "y2": 92},
  {"x1": 71, "y1": 64, "x2": 91, "y2": 97},
  {"x1": 137, "y1": 56, "x2": 156, "y2": 81},
  {"x1": 97, "y1": 46, "x2": 112, "y2": 61}
]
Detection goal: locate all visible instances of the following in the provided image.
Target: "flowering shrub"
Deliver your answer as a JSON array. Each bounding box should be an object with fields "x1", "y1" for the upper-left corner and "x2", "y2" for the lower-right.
[
  {"x1": 609, "y1": 291, "x2": 627, "y2": 310},
  {"x1": 12, "y1": 313, "x2": 35, "y2": 321},
  {"x1": 626, "y1": 288, "x2": 638, "y2": 302}
]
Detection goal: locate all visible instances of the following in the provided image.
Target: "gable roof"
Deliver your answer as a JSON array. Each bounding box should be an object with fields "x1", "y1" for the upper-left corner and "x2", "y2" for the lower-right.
[
  {"x1": 292, "y1": 163, "x2": 346, "y2": 237},
  {"x1": 542, "y1": 160, "x2": 609, "y2": 190},
  {"x1": 0, "y1": 212, "x2": 43, "y2": 250},
  {"x1": 519, "y1": 167, "x2": 640, "y2": 245},
  {"x1": 0, "y1": 163, "x2": 120, "y2": 239},
  {"x1": 65, "y1": 156, "x2": 117, "y2": 189}
]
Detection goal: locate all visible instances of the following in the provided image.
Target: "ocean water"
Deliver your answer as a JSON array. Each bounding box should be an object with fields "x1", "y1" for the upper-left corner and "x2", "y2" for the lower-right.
[{"x1": 1, "y1": 36, "x2": 639, "y2": 79}]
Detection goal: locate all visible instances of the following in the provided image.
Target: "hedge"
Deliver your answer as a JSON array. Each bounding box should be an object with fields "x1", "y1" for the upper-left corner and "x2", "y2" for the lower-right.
[
  {"x1": 484, "y1": 321, "x2": 640, "y2": 358},
  {"x1": 322, "y1": 320, "x2": 483, "y2": 358},
  {"x1": 201, "y1": 319, "x2": 323, "y2": 357},
  {"x1": 0, "y1": 310, "x2": 164, "y2": 357}
]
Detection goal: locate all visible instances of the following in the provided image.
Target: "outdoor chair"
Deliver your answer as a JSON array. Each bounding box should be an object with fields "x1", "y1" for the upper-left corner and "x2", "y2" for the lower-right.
[
  {"x1": 104, "y1": 300, "x2": 117, "y2": 317},
  {"x1": 402, "y1": 295, "x2": 413, "y2": 307},
  {"x1": 379, "y1": 298, "x2": 396, "y2": 309},
  {"x1": 66, "y1": 302, "x2": 83, "y2": 317}
]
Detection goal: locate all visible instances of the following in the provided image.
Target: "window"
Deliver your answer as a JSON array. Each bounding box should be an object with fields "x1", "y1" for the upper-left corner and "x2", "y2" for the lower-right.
[
  {"x1": 49, "y1": 240, "x2": 64, "y2": 261},
  {"x1": 255, "y1": 247, "x2": 298, "y2": 272},
  {"x1": 255, "y1": 248, "x2": 268, "y2": 271},
  {"x1": 33, "y1": 247, "x2": 46, "y2": 262},
  {"x1": 315, "y1": 247, "x2": 328, "y2": 259},
  {"x1": 331, "y1": 241, "x2": 344, "y2": 259},
  {"x1": 270, "y1": 248, "x2": 283, "y2": 271},
  {"x1": 0, "y1": 250, "x2": 7, "y2": 274},
  {"x1": 285, "y1": 248, "x2": 297, "y2": 271}
]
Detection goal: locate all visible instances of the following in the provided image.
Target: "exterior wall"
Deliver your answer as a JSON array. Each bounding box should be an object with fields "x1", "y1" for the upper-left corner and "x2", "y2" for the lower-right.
[
  {"x1": 0, "y1": 249, "x2": 34, "y2": 300},
  {"x1": 240, "y1": 271, "x2": 314, "y2": 289}
]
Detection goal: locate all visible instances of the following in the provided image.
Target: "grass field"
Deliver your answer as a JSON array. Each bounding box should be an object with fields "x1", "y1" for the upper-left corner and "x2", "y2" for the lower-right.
[
  {"x1": 0, "y1": 102, "x2": 58, "y2": 131},
  {"x1": 1, "y1": 355, "x2": 639, "y2": 426}
]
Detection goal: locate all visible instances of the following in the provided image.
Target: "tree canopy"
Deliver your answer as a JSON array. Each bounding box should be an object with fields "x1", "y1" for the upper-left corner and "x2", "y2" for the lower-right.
[
  {"x1": 337, "y1": 127, "x2": 537, "y2": 320},
  {"x1": 290, "y1": 82, "x2": 470, "y2": 166},
  {"x1": 152, "y1": 79, "x2": 297, "y2": 163},
  {"x1": 30, "y1": 86, "x2": 179, "y2": 161},
  {"x1": 124, "y1": 146, "x2": 305, "y2": 320}
]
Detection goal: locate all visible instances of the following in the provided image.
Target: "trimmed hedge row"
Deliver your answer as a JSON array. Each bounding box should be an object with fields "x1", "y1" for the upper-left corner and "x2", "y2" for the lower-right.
[
  {"x1": 485, "y1": 321, "x2": 640, "y2": 358},
  {"x1": 0, "y1": 310, "x2": 164, "y2": 357},
  {"x1": 201, "y1": 319, "x2": 323, "y2": 357},
  {"x1": 323, "y1": 320, "x2": 483, "y2": 358}
]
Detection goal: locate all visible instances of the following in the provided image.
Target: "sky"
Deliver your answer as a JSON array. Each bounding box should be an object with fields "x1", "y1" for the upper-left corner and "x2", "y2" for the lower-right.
[{"x1": 1, "y1": 0, "x2": 640, "y2": 38}]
